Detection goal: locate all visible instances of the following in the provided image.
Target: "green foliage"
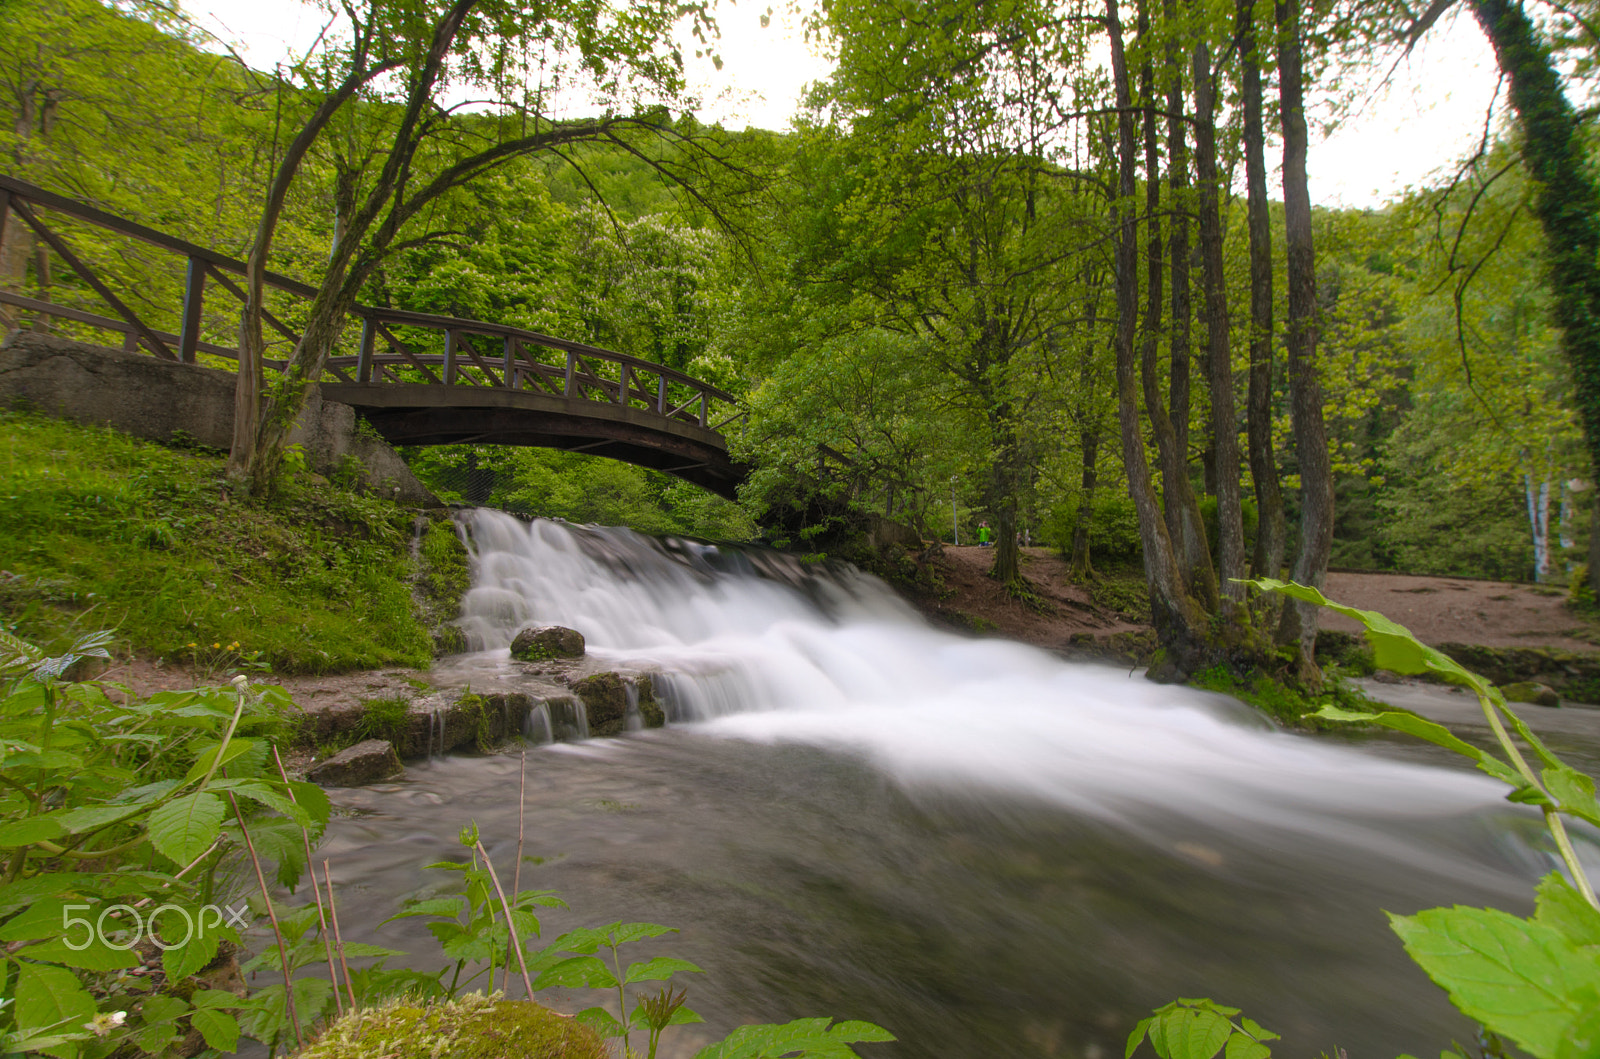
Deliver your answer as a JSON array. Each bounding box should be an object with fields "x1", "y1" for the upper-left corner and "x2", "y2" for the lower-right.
[
  {"x1": 0, "y1": 412, "x2": 434, "y2": 673},
  {"x1": 405, "y1": 446, "x2": 756, "y2": 540},
  {"x1": 1125, "y1": 999, "x2": 1279, "y2": 1059},
  {"x1": 0, "y1": 629, "x2": 329, "y2": 1058},
  {"x1": 1044, "y1": 494, "x2": 1143, "y2": 563},
  {"x1": 345, "y1": 697, "x2": 411, "y2": 749},
  {"x1": 1187, "y1": 664, "x2": 1381, "y2": 728}
]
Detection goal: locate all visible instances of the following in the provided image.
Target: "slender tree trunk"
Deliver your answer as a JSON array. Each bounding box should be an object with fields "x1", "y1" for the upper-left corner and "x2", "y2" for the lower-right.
[
  {"x1": 1191, "y1": 37, "x2": 1245, "y2": 601},
  {"x1": 1239, "y1": 0, "x2": 1286, "y2": 583},
  {"x1": 1107, "y1": 0, "x2": 1212, "y2": 672},
  {"x1": 1274, "y1": 0, "x2": 1336, "y2": 680},
  {"x1": 1162, "y1": 2, "x2": 1192, "y2": 465},
  {"x1": 1137, "y1": 8, "x2": 1217, "y2": 609},
  {"x1": 1469, "y1": 0, "x2": 1600, "y2": 515}
]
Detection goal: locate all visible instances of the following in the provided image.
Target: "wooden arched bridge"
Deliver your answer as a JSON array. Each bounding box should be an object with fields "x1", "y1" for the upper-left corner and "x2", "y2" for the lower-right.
[{"x1": 0, "y1": 176, "x2": 747, "y2": 498}]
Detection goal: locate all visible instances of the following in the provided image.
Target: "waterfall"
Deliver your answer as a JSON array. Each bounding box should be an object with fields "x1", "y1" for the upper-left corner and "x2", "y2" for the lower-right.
[{"x1": 457, "y1": 510, "x2": 1504, "y2": 842}]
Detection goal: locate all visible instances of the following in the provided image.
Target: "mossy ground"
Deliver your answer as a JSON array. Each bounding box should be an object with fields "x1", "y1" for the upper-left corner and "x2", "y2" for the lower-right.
[
  {"x1": 295, "y1": 993, "x2": 609, "y2": 1059},
  {"x1": 0, "y1": 411, "x2": 435, "y2": 673},
  {"x1": 1189, "y1": 664, "x2": 1387, "y2": 728}
]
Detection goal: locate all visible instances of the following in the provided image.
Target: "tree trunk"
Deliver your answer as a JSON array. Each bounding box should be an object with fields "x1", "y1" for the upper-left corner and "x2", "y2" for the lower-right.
[
  {"x1": 1273, "y1": 0, "x2": 1336, "y2": 681},
  {"x1": 1162, "y1": 1, "x2": 1192, "y2": 466},
  {"x1": 1137, "y1": 15, "x2": 1217, "y2": 609},
  {"x1": 1107, "y1": 0, "x2": 1212, "y2": 672},
  {"x1": 1469, "y1": 0, "x2": 1600, "y2": 520},
  {"x1": 1191, "y1": 36, "x2": 1246, "y2": 601},
  {"x1": 1239, "y1": 0, "x2": 1286, "y2": 582}
]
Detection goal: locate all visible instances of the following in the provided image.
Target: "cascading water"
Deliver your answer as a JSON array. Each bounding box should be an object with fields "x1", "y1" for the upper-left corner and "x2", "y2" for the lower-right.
[
  {"x1": 314, "y1": 510, "x2": 1583, "y2": 1056},
  {"x1": 457, "y1": 510, "x2": 1503, "y2": 844}
]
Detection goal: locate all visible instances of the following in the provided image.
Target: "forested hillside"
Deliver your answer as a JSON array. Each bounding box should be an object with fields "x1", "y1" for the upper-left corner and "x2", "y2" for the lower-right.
[{"x1": 1, "y1": 0, "x2": 1590, "y2": 669}]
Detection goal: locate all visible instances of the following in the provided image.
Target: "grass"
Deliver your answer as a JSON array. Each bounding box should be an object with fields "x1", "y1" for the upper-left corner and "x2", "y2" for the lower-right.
[{"x1": 0, "y1": 410, "x2": 437, "y2": 673}]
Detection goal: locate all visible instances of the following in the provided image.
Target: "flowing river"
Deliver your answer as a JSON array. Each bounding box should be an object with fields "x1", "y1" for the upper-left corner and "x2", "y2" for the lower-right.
[{"x1": 311, "y1": 511, "x2": 1582, "y2": 1057}]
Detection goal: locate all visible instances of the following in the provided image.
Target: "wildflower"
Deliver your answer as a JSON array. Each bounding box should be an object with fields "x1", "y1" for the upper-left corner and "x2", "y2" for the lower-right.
[
  {"x1": 85, "y1": 1011, "x2": 126, "y2": 1038},
  {"x1": 186, "y1": 642, "x2": 197, "y2": 648},
  {"x1": 212, "y1": 643, "x2": 220, "y2": 649},
  {"x1": 228, "y1": 641, "x2": 239, "y2": 650}
]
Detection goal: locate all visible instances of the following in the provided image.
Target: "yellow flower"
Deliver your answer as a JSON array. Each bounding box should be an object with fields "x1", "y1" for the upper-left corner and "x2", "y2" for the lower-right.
[
  {"x1": 211, "y1": 643, "x2": 220, "y2": 649},
  {"x1": 186, "y1": 642, "x2": 197, "y2": 648}
]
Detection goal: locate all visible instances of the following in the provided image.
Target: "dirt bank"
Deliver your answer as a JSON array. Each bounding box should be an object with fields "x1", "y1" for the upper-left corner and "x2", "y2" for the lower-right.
[{"x1": 912, "y1": 546, "x2": 1600, "y2": 658}]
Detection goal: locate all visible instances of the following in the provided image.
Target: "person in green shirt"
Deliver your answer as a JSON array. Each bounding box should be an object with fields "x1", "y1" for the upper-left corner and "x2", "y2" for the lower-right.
[{"x1": 977, "y1": 521, "x2": 993, "y2": 547}]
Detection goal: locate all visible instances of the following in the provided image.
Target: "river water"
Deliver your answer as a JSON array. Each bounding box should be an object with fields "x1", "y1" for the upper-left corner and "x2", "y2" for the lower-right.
[{"x1": 311, "y1": 512, "x2": 1581, "y2": 1057}]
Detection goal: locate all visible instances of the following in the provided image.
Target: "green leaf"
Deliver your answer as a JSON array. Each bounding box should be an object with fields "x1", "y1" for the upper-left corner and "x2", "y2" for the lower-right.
[
  {"x1": 0, "y1": 873, "x2": 93, "y2": 915},
  {"x1": 191, "y1": 1007, "x2": 240, "y2": 1052},
  {"x1": 52, "y1": 804, "x2": 144, "y2": 833},
  {"x1": 1223, "y1": 1032, "x2": 1271, "y2": 1059},
  {"x1": 162, "y1": 921, "x2": 223, "y2": 982},
  {"x1": 1128, "y1": 1016, "x2": 1156, "y2": 1059},
  {"x1": 574, "y1": 1006, "x2": 627, "y2": 1039},
  {"x1": 535, "y1": 955, "x2": 620, "y2": 990},
  {"x1": 1537, "y1": 873, "x2": 1600, "y2": 947},
  {"x1": 625, "y1": 956, "x2": 704, "y2": 983},
  {"x1": 1545, "y1": 767, "x2": 1600, "y2": 828},
  {"x1": 1248, "y1": 580, "x2": 1479, "y2": 685},
  {"x1": 0, "y1": 814, "x2": 65, "y2": 847},
  {"x1": 1391, "y1": 906, "x2": 1600, "y2": 1057},
  {"x1": 382, "y1": 897, "x2": 465, "y2": 924},
  {"x1": 693, "y1": 1017, "x2": 896, "y2": 1059},
  {"x1": 135, "y1": 995, "x2": 188, "y2": 1054},
  {"x1": 612, "y1": 921, "x2": 678, "y2": 945},
  {"x1": 1238, "y1": 1018, "x2": 1278, "y2": 1043},
  {"x1": 23, "y1": 933, "x2": 142, "y2": 971},
  {"x1": 1311, "y1": 706, "x2": 1521, "y2": 785},
  {"x1": 147, "y1": 791, "x2": 225, "y2": 866},
  {"x1": 182, "y1": 738, "x2": 256, "y2": 785},
  {"x1": 14, "y1": 961, "x2": 95, "y2": 1040},
  {"x1": 1151, "y1": 1007, "x2": 1233, "y2": 1059}
]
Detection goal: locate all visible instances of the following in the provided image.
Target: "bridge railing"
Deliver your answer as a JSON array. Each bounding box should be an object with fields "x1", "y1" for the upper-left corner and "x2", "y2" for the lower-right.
[{"x1": 0, "y1": 175, "x2": 744, "y2": 435}]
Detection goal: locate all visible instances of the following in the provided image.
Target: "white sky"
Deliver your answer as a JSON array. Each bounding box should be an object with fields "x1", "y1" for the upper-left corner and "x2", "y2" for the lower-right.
[{"x1": 185, "y1": 0, "x2": 1504, "y2": 211}]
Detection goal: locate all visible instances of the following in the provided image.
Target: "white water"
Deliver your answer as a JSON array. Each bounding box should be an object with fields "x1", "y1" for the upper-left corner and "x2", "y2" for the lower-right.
[{"x1": 457, "y1": 511, "x2": 1507, "y2": 849}]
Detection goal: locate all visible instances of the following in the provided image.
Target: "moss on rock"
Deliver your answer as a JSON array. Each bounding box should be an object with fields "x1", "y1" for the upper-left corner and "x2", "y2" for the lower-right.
[{"x1": 295, "y1": 993, "x2": 608, "y2": 1059}]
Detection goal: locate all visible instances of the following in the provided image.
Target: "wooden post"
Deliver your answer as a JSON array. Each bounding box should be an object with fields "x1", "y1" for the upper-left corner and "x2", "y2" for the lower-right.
[
  {"x1": 564, "y1": 349, "x2": 576, "y2": 397},
  {"x1": 357, "y1": 317, "x2": 375, "y2": 382},
  {"x1": 177, "y1": 255, "x2": 205, "y2": 364},
  {"x1": 617, "y1": 363, "x2": 629, "y2": 406},
  {"x1": 443, "y1": 329, "x2": 458, "y2": 385},
  {"x1": 698, "y1": 391, "x2": 708, "y2": 427},
  {"x1": 502, "y1": 336, "x2": 516, "y2": 388},
  {"x1": 657, "y1": 375, "x2": 667, "y2": 414}
]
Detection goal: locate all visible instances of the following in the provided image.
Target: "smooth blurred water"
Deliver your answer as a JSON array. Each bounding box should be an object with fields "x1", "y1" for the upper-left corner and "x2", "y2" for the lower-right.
[{"x1": 314, "y1": 512, "x2": 1580, "y2": 1056}]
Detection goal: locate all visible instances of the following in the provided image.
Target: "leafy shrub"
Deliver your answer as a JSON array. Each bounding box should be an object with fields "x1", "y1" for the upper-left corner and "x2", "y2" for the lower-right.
[{"x1": 1136, "y1": 580, "x2": 1600, "y2": 1059}]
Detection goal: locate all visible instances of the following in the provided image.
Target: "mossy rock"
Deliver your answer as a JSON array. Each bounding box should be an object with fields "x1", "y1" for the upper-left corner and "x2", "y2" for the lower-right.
[
  {"x1": 295, "y1": 993, "x2": 607, "y2": 1059},
  {"x1": 572, "y1": 672, "x2": 628, "y2": 736},
  {"x1": 510, "y1": 625, "x2": 586, "y2": 662},
  {"x1": 571, "y1": 672, "x2": 663, "y2": 736},
  {"x1": 1501, "y1": 680, "x2": 1561, "y2": 707}
]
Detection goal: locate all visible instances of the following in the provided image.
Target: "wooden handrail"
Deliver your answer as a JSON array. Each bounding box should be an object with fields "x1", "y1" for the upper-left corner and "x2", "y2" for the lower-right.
[{"x1": 0, "y1": 175, "x2": 742, "y2": 419}]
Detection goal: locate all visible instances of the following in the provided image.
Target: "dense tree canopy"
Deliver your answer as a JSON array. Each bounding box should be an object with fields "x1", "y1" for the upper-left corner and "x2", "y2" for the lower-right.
[{"x1": 4, "y1": 0, "x2": 1600, "y2": 678}]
